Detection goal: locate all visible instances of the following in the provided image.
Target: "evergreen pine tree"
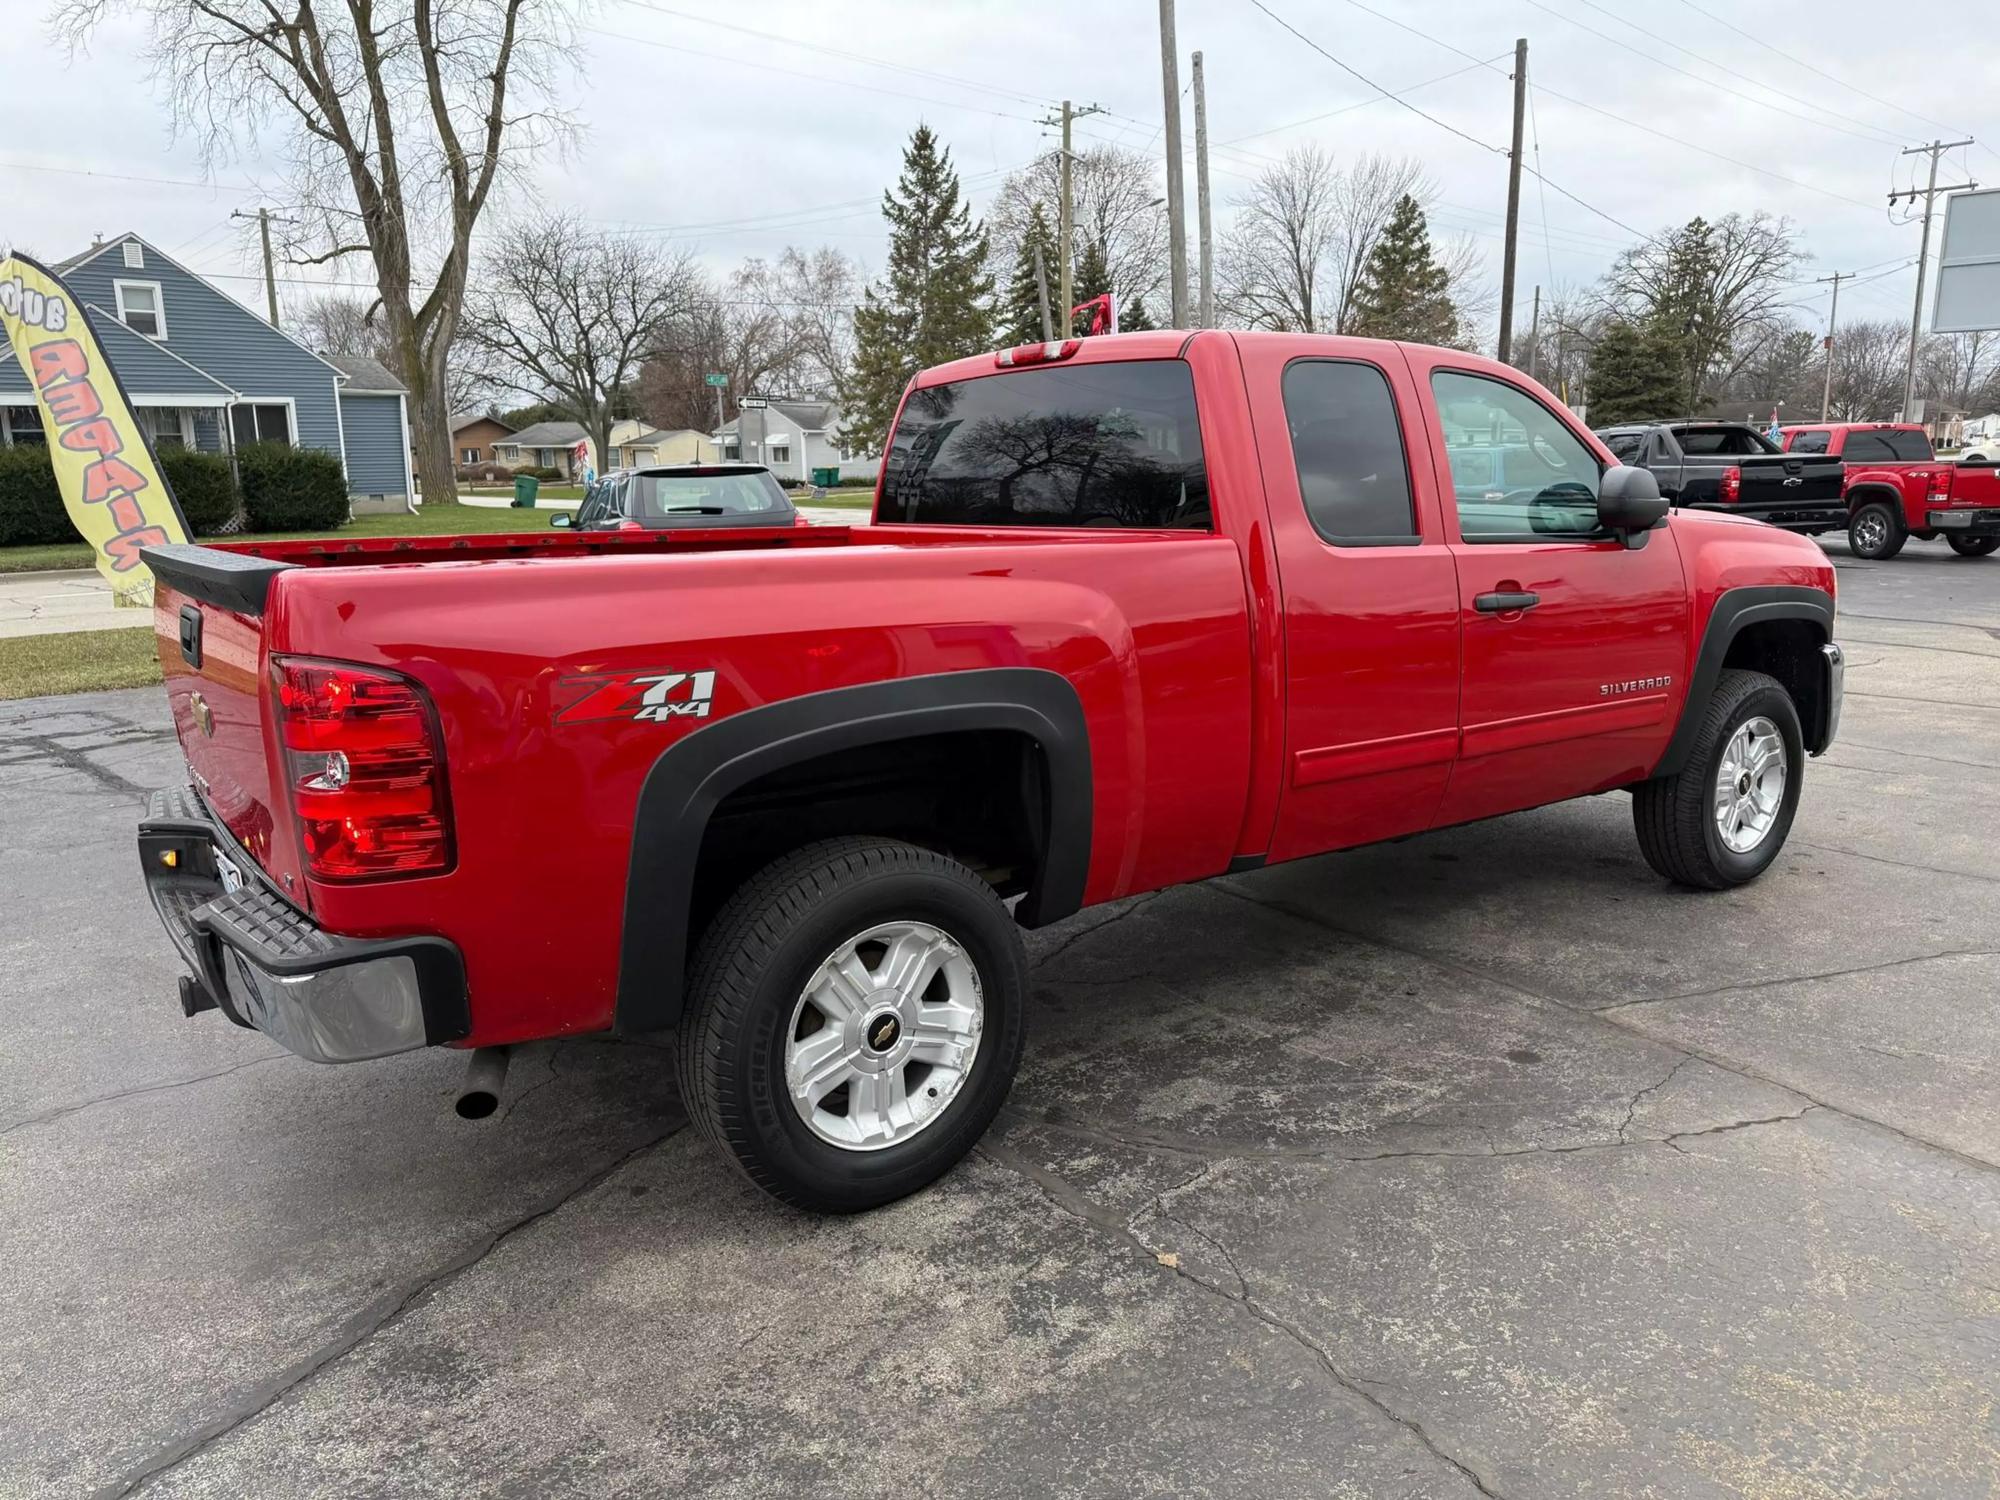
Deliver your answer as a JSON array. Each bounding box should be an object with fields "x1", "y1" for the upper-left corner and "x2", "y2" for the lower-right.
[
  {"x1": 1346, "y1": 195, "x2": 1459, "y2": 345},
  {"x1": 1119, "y1": 295, "x2": 1158, "y2": 332},
  {"x1": 839, "y1": 125, "x2": 995, "y2": 454},
  {"x1": 997, "y1": 203, "x2": 1058, "y2": 347},
  {"x1": 1586, "y1": 319, "x2": 1688, "y2": 425}
]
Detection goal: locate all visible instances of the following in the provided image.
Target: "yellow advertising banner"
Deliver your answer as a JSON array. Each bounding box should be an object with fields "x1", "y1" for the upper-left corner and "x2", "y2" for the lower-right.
[{"x1": 0, "y1": 253, "x2": 188, "y2": 605}]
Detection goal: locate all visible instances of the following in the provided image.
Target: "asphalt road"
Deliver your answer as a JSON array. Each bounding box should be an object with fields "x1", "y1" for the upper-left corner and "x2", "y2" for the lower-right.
[{"x1": 3, "y1": 533, "x2": 1998, "y2": 1499}]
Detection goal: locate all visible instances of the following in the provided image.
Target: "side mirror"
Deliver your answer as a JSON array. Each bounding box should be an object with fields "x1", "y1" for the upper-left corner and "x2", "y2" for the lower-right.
[
  {"x1": 1598, "y1": 464, "x2": 1669, "y2": 540},
  {"x1": 549, "y1": 511, "x2": 573, "y2": 529}
]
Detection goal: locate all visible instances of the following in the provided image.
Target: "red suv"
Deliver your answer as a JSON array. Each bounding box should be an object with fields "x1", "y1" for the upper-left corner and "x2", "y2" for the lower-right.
[{"x1": 1780, "y1": 422, "x2": 2000, "y2": 559}]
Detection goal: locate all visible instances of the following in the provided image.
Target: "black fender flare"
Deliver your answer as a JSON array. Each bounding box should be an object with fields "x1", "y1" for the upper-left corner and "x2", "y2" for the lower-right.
[
  {"x1": 1653, "y1": 585, "x2": 1835, "y2": 778},
  {"x1": 615, "y1": 667, "x2": 1092, "y2": 1034},
  {"x1": 1845, "y1": 483, "x2": 1904, "y2": 521}
]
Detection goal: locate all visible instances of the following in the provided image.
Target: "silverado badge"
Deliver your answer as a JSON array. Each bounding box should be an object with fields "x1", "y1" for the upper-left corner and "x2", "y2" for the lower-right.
[{"x1": 1600, "y1": 676, "x2": 1673, "y2": 697}]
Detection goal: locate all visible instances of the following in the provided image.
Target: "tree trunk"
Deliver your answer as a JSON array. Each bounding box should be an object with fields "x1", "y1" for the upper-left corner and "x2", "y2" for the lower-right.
[{"x1": 408, "y1": 343, "x2": 458, "y2": 506}]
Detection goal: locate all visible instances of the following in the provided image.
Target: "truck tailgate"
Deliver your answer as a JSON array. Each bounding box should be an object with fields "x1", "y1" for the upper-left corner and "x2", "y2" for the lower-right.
[
  {"x1": 148, "y1": 548, "x2": 307, "y2": 900},
  {"x1": 1736, "y1": 454, "x2": 1844, "y2": 513}
]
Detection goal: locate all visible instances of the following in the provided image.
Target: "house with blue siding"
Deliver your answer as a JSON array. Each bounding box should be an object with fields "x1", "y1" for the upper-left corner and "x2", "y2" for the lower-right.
[{"x1": 0, "y1": 232, "x2": 413, "y2": 508}]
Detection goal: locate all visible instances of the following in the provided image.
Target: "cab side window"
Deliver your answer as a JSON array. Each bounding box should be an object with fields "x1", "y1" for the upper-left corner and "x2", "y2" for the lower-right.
[
  {"x1": 1842, "y1": 431, "x2": 1896, "y2": 462},
  {"x1": 1282, "y1": 360, "x2": 1417, "y2": 544},
  {"x1": 1788, "y1": 429, "x2": 1830, "y2": 455},
  {"x1": 1430, "y1": 370, "x2": 1604, "y2": 542}
]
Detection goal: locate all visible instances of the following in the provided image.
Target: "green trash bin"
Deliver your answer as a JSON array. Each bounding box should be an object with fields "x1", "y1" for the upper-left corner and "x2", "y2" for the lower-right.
[
  {"x1": 811, "y1": 466, "x2": 841, "y2": 489},
  {"x1": 512, "y1": 474, "x2": 540, "y2": 508}
]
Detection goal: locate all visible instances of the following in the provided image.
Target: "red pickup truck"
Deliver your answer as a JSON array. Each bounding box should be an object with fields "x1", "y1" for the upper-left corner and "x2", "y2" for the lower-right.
[
  {"x1": 1778, "y1": 421, "x2": 2000, "y2": 559},
  {"x1": 137, "y1": 332, "x2": 1843, "y2": 1210}
]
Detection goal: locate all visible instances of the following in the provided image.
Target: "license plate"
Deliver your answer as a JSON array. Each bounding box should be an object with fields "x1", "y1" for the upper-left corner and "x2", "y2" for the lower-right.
[{"x1": 214, "y1": 847, "x2": 244, "y2": 894}]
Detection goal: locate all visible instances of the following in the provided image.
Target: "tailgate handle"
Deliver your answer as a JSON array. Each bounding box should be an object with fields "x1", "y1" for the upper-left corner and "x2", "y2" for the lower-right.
[{"x1": 178, "y1": 604, "x2": 202, "y2": 669}]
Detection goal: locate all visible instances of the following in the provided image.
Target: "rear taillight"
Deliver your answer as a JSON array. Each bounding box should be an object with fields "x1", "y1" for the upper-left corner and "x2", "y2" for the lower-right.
[
  {"x1": 272, "y1": 657, "x2": 452, "y2": 881},
  {"x1": 1721, "y1": 465, "x2": 1741, "y2": 503},
  {"x1": 1928, "y1": 470, "x2": 1949, "y2": 500}
]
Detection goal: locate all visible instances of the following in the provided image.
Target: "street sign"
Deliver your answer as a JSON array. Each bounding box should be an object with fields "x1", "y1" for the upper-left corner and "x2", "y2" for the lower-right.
[
  {"x1": 1933, "y1": 187, "x2": 2000, "y2": 333},
  {"x1": 704, "y1": 373, "x2": 727, "y2": 387},
  {"x1": 739, "y1": 397, "x2": 769, "y2": 409}
]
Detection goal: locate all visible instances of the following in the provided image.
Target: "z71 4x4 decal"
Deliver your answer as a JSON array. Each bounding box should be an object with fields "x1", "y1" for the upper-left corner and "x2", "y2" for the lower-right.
[{"x1": 556, "y1": 670, "x2": 717, "y2": 725}]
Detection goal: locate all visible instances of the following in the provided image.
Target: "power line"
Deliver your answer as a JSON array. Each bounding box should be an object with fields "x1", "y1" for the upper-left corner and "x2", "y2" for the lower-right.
[
  {"x1": 1243, "y1": 0, "x2": 1502, "y2": 158},
  {"x1": 580, "y1": 25, "x2": 1040, "y2": 123},
  {"x1": 1217, "y1": 55, "x2": 1511, "y2": 148},
  {"x1": 1, "y1": 159, "x2": 262, "y2": 194},
  {"x1": 1520, "y1": 0, "x2": 1903, "y2": 149},
  {"x1": 607, "y1": 0, "x2": 1056, "y2": 109}
]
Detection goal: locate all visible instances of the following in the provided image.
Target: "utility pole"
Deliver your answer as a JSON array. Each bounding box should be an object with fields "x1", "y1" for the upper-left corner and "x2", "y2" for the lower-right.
[
  {"x1": 231, "y1": 207, "x2": 291, "y2": 328},
  {"x1": 1039, "y1": 101, "x2": 1105, "y2": 337},
  {"x1": 1497, "y1": 37, "x2": 1528, "y2": 365},
  {"x1": 1192, "y1": 50, "x2": 1214, "y2": 328},
  {"x1": 1159, "y1": 0, "x2": 1189, "y2": 327},
  {"x1": 1890, "y1": 139, "x2": 1977, "y2": 422},
  {"x1": 1526, "y1": 285, "x2": 1541, "y2": 381},
  {"x1": 1816, "y1": 271, "x2": 1851, "y2": 421},
  {"x1": 1033, "y1": 245, "x2": 1055, "y2": 341}
]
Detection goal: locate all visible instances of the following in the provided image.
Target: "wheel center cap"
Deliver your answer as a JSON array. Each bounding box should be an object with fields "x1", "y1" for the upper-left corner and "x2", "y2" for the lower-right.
[
  {"x1": 864, "y1": 1012, "x2": 902, "y2": 1053},
  {"x1": 1738, "y1": 772, "x2": 1752, "y2": 795}
]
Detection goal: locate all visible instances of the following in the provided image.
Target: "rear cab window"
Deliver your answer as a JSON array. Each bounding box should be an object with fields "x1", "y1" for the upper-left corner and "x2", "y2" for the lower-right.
[
  {"x1": 880, "y1": 360, "x2": 1209, "y2": 529},
  {"x1": 1674, "y1": 426, "x2": 1778, "y2": 456},
  {"x1": 1601, "y1": 431, "x2": 1647, "y2": 465},
  {"x1": 1281, "y1": 360, "x2": 1416, "y2": 544}
]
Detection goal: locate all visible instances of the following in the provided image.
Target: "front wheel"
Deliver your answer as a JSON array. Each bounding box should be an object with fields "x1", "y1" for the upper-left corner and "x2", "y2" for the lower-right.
[
  {"x1": 676, "y1": 837, "x2": 1027, "y2": 1212},
  {"x1": 1847, "y1": 501, "x2": 1906, "y2": 560},
  {"x1": 1947, "y1": 534, "x2": 2000, "y2": 557},
  {"x1": 1632, "y1": 669, "x2": 1804, "y2": 890}
]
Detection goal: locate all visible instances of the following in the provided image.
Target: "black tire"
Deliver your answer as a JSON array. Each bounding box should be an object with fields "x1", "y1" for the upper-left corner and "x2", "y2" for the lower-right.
[
  {"x1": 1632, "y1": 669, "x2": 1804, "y2": 890},
  {"x1": 1947, "y1": 534, "x2": 2000, "y2": 557},
  {"x1": 1847, "y1": 500, "x2": 1906, "y2": 560},
  {"x1": 676, "y1": 837, "x2": 1027, "y2": 1212}
]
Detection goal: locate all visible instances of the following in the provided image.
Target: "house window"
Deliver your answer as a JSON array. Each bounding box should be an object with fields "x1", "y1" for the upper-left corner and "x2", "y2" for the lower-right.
[
  {"x1": 122, "y1": 240, "x2": 144, "y2": 270},
  {"x1": 538, "y1": 448, "x2": 554, "y2": 467},
  {"x1": 230, "y1": 403, "x2": 292, "y2": 447},
  {"x1": 769, "y1": 443, "x2": 791, "y2": 465},
  {"x1": 2, "y1": 406, "x2": 47, "y2": 446},
  {"x1": 137, "y1": 407, "x2": 193, "y2": 451},
  {"x1": 460, "y1": 447, "x2": 480, "y2": 464},
  {"x1": 114, "y1": 280, "x2": 166, "y2": 339}
]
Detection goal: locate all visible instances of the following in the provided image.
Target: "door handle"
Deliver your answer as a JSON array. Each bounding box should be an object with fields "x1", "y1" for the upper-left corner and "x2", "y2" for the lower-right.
[{"x1": 1474, "y1": 590, "x2": 1540, "y2": 613}]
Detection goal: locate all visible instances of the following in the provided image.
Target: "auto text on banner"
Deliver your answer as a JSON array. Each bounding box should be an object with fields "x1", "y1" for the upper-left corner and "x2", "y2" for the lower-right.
[{"x1": 0, "y1": 252, "x2": 188, "y2": 605}]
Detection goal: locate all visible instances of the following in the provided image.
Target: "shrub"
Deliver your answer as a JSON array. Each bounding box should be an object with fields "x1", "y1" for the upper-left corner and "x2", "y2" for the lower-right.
[
  {"x1": 159, "y1": 448, "x2": 238, "y2": 536},
  {"x1": 455, "y1": 462, "x2": 510, "y2": 484},
  {"x1": 522, "y1": 465, "x2": 566, "y2": 481},
  {"x1": 0, "y1": 443, "x2": 68, "y2": 546},
  {"x1": 238, "y1": 442, "x2": 349, "y2": 531}
]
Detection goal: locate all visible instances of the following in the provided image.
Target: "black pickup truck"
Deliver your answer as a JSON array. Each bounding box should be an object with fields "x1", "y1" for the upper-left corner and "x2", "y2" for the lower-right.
[{"x1": 1595, "y1": 422, "x2": 1846, "y2": 533}]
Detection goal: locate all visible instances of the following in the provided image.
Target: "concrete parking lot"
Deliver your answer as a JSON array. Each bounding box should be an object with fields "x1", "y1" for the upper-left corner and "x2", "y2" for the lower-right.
[{"x1": 3, "y1": 535, "x2": 1997, "y2": 1499}]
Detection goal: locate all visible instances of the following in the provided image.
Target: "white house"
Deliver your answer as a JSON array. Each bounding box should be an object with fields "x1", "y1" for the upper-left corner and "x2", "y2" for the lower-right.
[
  {"x1": 606, "y1": 420, "x2": 718, "y2": 470},
  {"x1": 712, "y1": 400, "x2": 878, "y2": 483}
]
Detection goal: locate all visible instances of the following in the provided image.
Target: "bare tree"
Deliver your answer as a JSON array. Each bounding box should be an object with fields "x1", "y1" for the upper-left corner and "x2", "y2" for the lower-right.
[
  {"x1": 1820, "y1": 319, "x2": 1907, "y2": 421},
  {"x1": 991, "y1": 145, "x2": 1168, "y2": 317},
  {"x1": 1217, "y1": 148, "x2": 1426, "y2": 334},
  {"x1": 1605, "y1": 212, "x2": 1806, "y2": 403},
  {"x1": 299, "y1": 294, "x2": 490, "y2": 412},
  {"x1": 459, "y1": 215, "x2": 699, "y2": 470},
  {"x1": 1919, "y1": 330, "x2": 1997, "y2": 414},
  {"x1": 775, "y1": 247, "x2": 861, "y2": 396},
  {"x1": 52, "y1": 0, "x2": 579, "y2": 503}
]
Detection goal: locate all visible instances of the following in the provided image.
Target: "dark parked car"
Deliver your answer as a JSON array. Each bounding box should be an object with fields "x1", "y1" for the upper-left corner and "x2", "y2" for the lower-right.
[
  {"x1": 555, "y1": 463, "x2": 809, "y2": 531},
  {"x1": 1594, "y1": 421, "x2": 1846, "y2": 534}
]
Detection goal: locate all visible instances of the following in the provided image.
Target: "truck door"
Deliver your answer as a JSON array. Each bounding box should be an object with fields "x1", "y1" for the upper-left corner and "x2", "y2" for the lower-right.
[
  {"x1": 1415, "y1": 359, "x2": 1691, "y2": 828},
  {"x1": 1243, "y1": 340, "x2": 1463, "y2": 862}
]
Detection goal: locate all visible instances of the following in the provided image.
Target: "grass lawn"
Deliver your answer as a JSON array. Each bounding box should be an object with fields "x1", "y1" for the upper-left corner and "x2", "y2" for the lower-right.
[
  {"x1": 466, "y1": 484, "x2": 584, "y2": 500},
  {"x1": 0, "y1": 501, "x2": 577, "y2": 575},
  {"x1": 0, "y1": 628, "x2": 162, "y2": 700},
  {"x1": 810, "y1": 492, "x2": 874, "y2": 509}
]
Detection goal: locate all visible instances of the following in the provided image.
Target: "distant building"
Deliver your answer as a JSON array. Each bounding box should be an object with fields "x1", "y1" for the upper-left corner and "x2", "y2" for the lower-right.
[
  {"x1": 605, "y1": 420, "x2": 717, "y2": 469},
  {"x1": 712, "y1": 400, "x2": 877, "y2": 482},
  {"x1": 444, "y1": 413, "x2": 517, "y2": 467},
  {"x1": 493, "y1": 421, "x2": 594, "y2": 477},
  {"x1": 0, "y1": 231, "x2": 413, "y2": 508}
]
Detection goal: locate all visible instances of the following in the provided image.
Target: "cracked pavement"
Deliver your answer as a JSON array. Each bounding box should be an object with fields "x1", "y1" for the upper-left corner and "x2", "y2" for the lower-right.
[{"x1": 4, "y1": 543, "x2": 2000, "y2": 1497}]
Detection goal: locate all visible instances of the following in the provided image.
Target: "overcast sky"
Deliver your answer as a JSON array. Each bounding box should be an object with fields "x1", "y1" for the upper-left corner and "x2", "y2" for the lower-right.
[{"x1": 5, "y1": 0, "x2": 1994, "y2": 341}]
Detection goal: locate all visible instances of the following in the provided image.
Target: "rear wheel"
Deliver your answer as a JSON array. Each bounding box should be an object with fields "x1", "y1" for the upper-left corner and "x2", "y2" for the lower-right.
[
  {"x1": 1633, "y1": 669, "x2": 1804, "y2": 890},
  {"x1": 1947, "y1": 534, "x2": 2000, "y2": 557},
  {"x1": 676, "y1": 837, "x2": 1027, "y2": 1212},
  {"x1": 1847, "y1": 501, "x2": 1906, "y2": 560}
]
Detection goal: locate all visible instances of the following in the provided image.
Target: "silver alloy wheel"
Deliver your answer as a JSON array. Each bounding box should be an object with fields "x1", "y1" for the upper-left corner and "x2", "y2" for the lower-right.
[
  {"x1": 1852, "y1": 509, "x2": 1889, "y2": 553},
  {"x1": 784, "y1": 920, "x2": 984, "y2": 1151},
  {"x1": 1713, "y1": 715, "x2": 1787, "y2": 854}
]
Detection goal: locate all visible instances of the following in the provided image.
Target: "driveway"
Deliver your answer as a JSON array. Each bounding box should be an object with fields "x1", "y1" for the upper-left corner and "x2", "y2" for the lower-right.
[{"x1": 2, "y1": 538, "x2": 1997, "y2": 1498}]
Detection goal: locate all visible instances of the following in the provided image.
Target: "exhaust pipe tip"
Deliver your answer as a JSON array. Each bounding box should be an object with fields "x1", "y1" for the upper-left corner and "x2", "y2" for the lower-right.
[{"x1": 454, "y1": 1046, "x2": 511, "y2": 1120}]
